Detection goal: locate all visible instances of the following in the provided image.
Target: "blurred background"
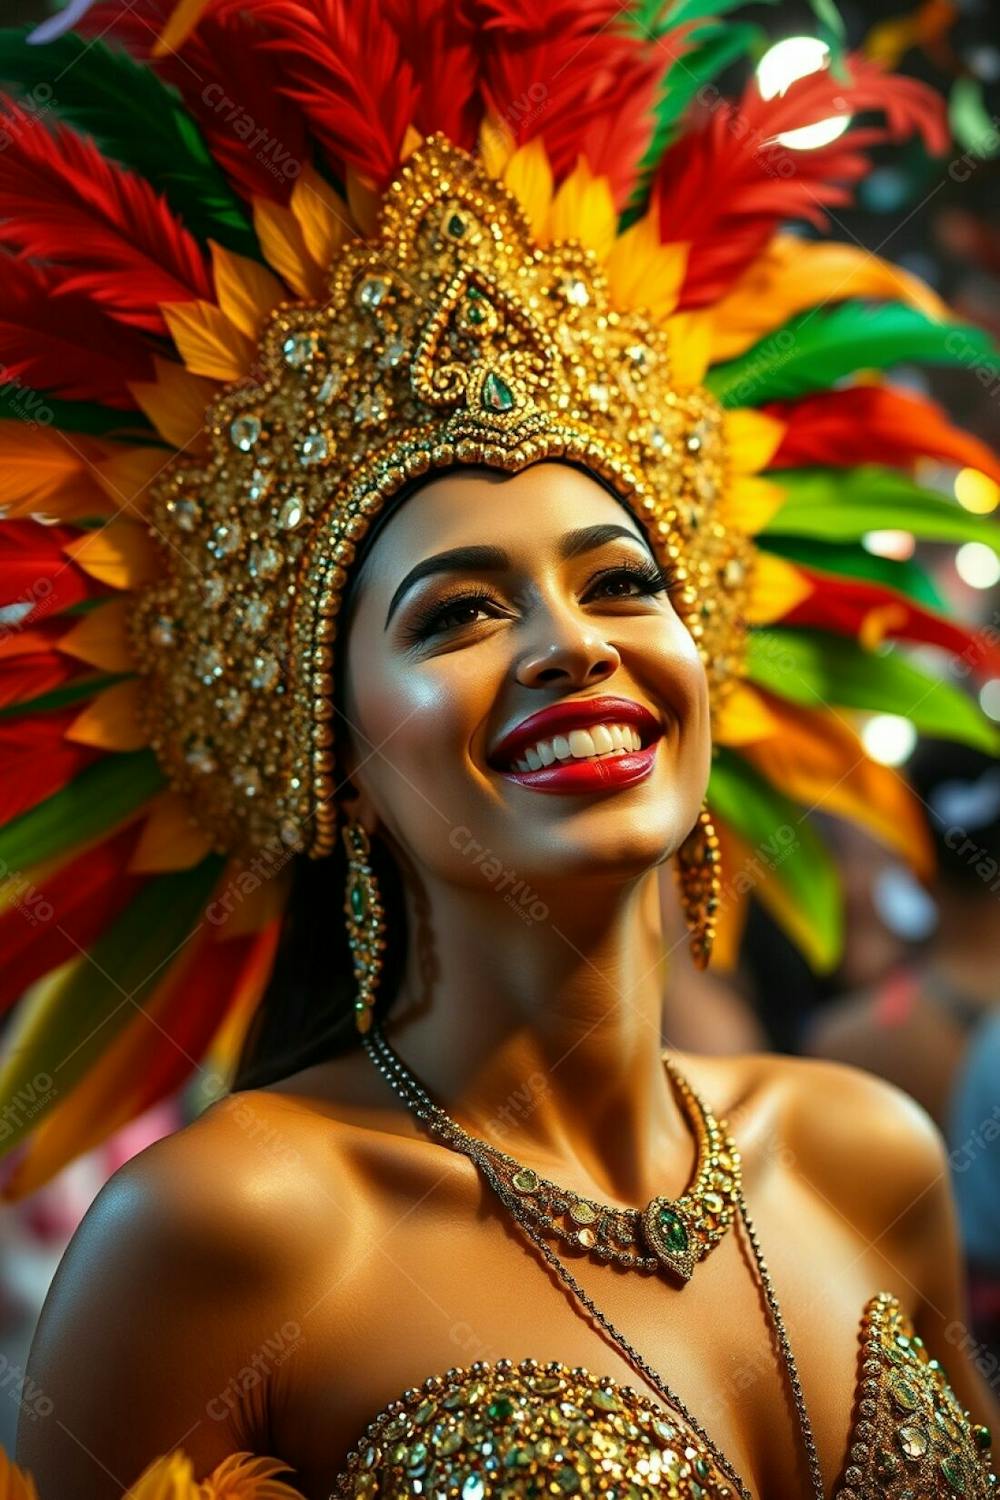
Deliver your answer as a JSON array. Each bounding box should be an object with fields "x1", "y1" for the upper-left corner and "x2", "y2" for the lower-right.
[{"x1": 0, "y1": 0, "x2": 998, "y2": 1463}]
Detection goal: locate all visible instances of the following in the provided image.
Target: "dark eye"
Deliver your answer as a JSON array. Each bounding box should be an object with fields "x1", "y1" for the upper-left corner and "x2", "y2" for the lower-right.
[
  {"x1": 586, "y1": 562, "x2": 674, "y2": 601},
  {"x1": 403, "y1": 589, "x2": 504, "y2": 644}
]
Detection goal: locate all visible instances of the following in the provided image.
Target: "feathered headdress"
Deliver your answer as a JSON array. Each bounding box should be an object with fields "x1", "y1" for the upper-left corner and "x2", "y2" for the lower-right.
[{"x1": 0, "y1": 0, "x2": 998, "y2": 1200}]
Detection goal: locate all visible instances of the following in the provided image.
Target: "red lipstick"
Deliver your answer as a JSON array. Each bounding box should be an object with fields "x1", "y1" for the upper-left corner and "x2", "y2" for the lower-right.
[{"x1": 489, "y1": 695, "x2": 663, "y2": 796}]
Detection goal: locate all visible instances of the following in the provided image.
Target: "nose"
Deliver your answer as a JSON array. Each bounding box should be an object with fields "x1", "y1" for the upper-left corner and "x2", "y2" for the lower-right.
[{"x1": 514, "y1": 607, "x2": 621, "y2": 690}]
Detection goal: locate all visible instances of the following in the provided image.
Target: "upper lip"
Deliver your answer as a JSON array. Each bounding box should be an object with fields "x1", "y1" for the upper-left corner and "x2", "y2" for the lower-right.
[{"x1": 488, "y1": 694, "x2": 663, "y2": 770}]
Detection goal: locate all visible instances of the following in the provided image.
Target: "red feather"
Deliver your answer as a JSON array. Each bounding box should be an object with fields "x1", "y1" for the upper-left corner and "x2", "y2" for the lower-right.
[
  {"x1": 656, "y1": 54, "x2": 949, "y2": 308},
  {"x1": 768, "y1": 386, "x2": 1000, "y2": 484},
  {"x1": 208, "y1": 0, "x2": 420, "y2": 190},
  {"x1": 0, "y1": 102, "x2": 213, "y2": 334},
  {"x1": 477, "y1": 0, "x2": 679, "y2": 208},
  {"x1": 0, "y1": 522, "x2": 103, "y2": 625},
  {"x1": 0, "y1": 255, "x2": 155, "y2": 408},
  {"x1": 118, "y1": 919, "x2": 281, "y2": 1118},
  {"x1": 0, "y1": 825, "x2": 145, "y2": 1015},
  {"x1": 0, "y1": 622, "x2": 83, "y2": 711},
  {"x1": 783, "y1": 568, "x2": 1000, "y2": 677},
  {"x1": 76, "y1": 0, "x2": 313, "y2": 205},
  {"x1": 382, "y1": 0, "x2": 481, "y2": 151},
  {"x1": 0, "y1": 707, "x2": 101, "y2": 826}
]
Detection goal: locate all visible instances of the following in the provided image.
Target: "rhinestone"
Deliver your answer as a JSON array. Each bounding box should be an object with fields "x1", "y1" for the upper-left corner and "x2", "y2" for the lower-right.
[
  {"x1": 150, "y1": 615, "x2": 175, "y2": 647},
  {"x1": 587, "y1": 382, "x2": 610, "y2": 406},
  {"x1": 891, "y1": 1375, "x2": 920, "y2": 1411},
  {"x1": 229, "y1": 415, "x2": 261, "y2": 451},
  {"x1": 168, "y1": 496, "x2": 199, "y2": 531},
  {"x1": 576, "y1": 1227, "x2": 596, "y2": 1248},
  {"x1": 250, "y1": 541, "x2": 283, "y2": 580},
  {"x1": 569, "y1": 1201, "x2": 597, "y2": 1225},
  {"x1": 233, "y1": 766, "x2": 261, "y2": 797},
  {"x1": 197, "y1": 646, "x2": 223, "y2": 683},
  {"x1": 358, "y1": 276, "x2": 389, "y2": 309},
  {"x1": 512, "y1": 1169, "x2": 538, "y2": 1193},
  {"x1": 317, "y1": 368, "x2": 343, "y2": 402},
  {"x1": 560, "y1": 276, "x2": 590, "y2": 306},
  {"x1": 280, "y1": 818, "x2": 304, "y2": 849},
  {"x1": 627, "y1": 343, "x2": 649, "y2": 366},
  {"x1": 648, "y1": 426, "x2": 670, "y2": 453},
  {"x1": 250, "y1": 652, "x2": 279, "y2": 691},
  {"x1": 377, "y1": 336, "x2": 407, "y2": 370},
  {"x1": 460, "y1": 1476, "x2": 484, "y2": 1500},
  {"x1": 201, "y1": 577, "x2": 226, "y2": 607},
  {"x1": 940, "y1": 1453, "x2": 967, "y2": 1490},
  {"x1": 247, "y1": 467, "x2": 269, "y2": 501},
  {"x1": 482, "y1": 370, "x2": 514, "y2": 411},
  {"x1": 211, "y1": 521, "x2": 242, "y2": 556},
  {"x1": 703, "y1": 1191, "x2": 724, "y2": 1214},
  {"x1": 299, "y1": 431, "x2": 328, "y2": 465},
  {"x1": 279, "y1": 497, "x2": 305, "y2": 530},
  {"x1": 243, "y1": 598, "x2": 270, "y2": 633},
  {"x1": 898, "y1": 1423, "x2": 929, "y2": 1458},
  {"x1": 355, "y1": 392, "x2": 388, "y2": 425},
  {"x1": 184, "y1": 737, "x2": 216, "y2": 774},
  {"x1": 221, "y1": 688, "x2": 248, "y2": 726},
  {"x1": 282, "y1": 332, "x2": 315, "y2": 368}
]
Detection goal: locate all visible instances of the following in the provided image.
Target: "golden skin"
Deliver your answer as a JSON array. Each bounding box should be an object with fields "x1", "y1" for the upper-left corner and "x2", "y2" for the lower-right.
[{"x1": 17, "y1": 464, "x2": 999, "y2": 1500}]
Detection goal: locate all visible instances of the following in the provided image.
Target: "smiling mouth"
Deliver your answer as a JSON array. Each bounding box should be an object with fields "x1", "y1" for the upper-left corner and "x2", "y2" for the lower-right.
[{"x1": 507, "y1": 720, "x2": 644, "y2": 773}]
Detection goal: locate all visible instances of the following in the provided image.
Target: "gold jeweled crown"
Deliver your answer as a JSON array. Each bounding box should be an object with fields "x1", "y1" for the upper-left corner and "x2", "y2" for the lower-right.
[{"x1": 133, "y1": 133, "x2": 745, "y2": 859}]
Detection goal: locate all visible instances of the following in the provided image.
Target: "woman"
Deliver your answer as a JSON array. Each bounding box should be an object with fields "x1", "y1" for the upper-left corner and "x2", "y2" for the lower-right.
[{"x1": 2, "y1": 2, "x2": 1000, "y2": 1497}]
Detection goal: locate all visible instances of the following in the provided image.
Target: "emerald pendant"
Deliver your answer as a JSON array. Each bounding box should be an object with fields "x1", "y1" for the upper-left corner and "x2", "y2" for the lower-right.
[
  {"x1": 641, "y1": 1196, "x2": 696, "y2": 1282},
  {"x1": 482, "y1": 370, "x2": 514, "y2": 411}
]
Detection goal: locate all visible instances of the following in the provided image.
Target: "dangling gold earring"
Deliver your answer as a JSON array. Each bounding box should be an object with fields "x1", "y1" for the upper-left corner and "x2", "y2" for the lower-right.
[
  {"x1": 343, "y1": 820, "x2": 386, "y2": 1035},
  {"x1": 673, "y1": 805, "x2": 722, "y2": 971}
]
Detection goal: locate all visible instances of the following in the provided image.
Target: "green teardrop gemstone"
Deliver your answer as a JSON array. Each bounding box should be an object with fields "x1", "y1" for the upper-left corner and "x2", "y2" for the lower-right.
[
  {"x1": 657, "y1": 1207, "x2": 689, "y2": 1252},
  {"x1": 350, "y1": 881, "x2": 367, "y2": 921},
  {"x1": 482, "y1": 370, "x2": 514, "y2": 411},
  {"x1": 448, "y1": 213, "x2": 465, "y2": 237}
]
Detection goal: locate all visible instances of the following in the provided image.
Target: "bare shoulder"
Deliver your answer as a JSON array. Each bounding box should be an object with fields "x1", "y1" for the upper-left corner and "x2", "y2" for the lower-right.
[
  {"x1": 16, "y1": 1091, "x2": 349, "y2": 1496},
  {"x1": 674, "y1": 1049, "x2": 949, "y2": 1249}
]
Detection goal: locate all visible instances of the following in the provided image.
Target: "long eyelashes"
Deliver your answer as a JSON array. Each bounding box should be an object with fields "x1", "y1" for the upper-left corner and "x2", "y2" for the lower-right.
[{"x1": 401, "y1": 559, "x2": 677, "y2": 646}]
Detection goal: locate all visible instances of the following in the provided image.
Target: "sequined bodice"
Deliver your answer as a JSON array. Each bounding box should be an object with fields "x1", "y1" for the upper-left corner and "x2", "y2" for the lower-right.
[{"x1": 330, "y1": 1293, "x2": 995, "y2": 1500}]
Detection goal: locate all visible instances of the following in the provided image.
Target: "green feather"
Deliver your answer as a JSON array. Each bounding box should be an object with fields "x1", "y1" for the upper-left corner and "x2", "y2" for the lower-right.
[
  {"x1": 762, "y1": 466, "x2": 1000, "y2": 547},
  {"x1": 707, "y1": 305, "x2": 1000, "y2": 406},
  {"x1": 0, "y1": 751, "x2": 163, "y2": 874},
  {"x1": 0, "y1": 384, "x2": 156, "y2": 437},
  {"x1": 708, "y1": 748, "x2": 842, "y2": 972},
  {"x1": 0, "y1": 28, "x2": 258, "y2": 257},
  {"x1": 0, "y1": 857, "x2": 223, "y2": 1155},
  {"x1": 620, "y1": 20, "x2": 766, "y2": 230},
  {"x1": 758, "y1": 536, "x2": 949, "y2": 612},
  {"x1": 747, "y1": 627, "x2": 1000, "y2": 754},
  {"x1": 0, "y1": 674, "x2": 128, "y2": 722}
]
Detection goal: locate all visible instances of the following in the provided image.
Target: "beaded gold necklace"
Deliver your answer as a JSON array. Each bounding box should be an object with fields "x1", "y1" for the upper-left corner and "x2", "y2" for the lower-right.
[{"x1": 362, "y1": 1026, "x2": 741, "y2": 1284}]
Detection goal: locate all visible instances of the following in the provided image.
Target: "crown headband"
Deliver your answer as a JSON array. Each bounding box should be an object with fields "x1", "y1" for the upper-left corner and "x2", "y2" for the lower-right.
[{"x1": 133, "y1": 135, "x2": 742, "y2": 859}]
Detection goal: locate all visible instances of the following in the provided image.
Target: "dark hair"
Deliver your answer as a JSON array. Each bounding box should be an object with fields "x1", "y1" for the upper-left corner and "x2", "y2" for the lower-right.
[{"x1": 232, "y1": 460, "x2": 645, "y2": 1089}]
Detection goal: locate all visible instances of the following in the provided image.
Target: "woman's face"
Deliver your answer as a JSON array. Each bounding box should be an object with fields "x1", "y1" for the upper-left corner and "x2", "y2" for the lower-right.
[{"x1": 339, "y1": 462, "x2": 711, "y2": 890}]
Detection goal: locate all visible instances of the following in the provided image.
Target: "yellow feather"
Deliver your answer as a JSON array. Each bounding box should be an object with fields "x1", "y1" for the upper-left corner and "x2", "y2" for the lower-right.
[
  {"x1": 64, "y1": 519, "x2": 162, "y2": 590},
  {"x1": 128, "y1": 356, "x2": 219, "y2": 452},
  {"x1": 663, "y1": 311, "x2": 713, "y2": 387},
  {"x1": 502, "y1": 138, "x2": 554, "y2": 241},
  {"x1": 129, "y1": 791, "x2": 214, "y2": 873},
  {"x1": 152, "y1": 0, "x2": 211, "y2": 56},
  {"x1": 719, "y1": 476, "x2": 787, "y2": 534},
  {"x1": 548, "y1": 158, "x2": 617, "y2": 260},
  {"x1": 479, "y1": 114, "x2": 516, "y2": 179},
  {"x1": 713, "y1": 681, "x2": 783, "y2": 745},
  {"x1": 722, "y1": 409, "x2": 786, "y2": 475},
  {"x1": 742, "y1": 694, "x2": 936, "y2": 881},
  {"x1": 67, "y1": 679, "x2": 147, "y2": 751},
  {"x1": 92, "y1": 446, "x2": 171, "y2": 520},
  {"x1": 252, "y1": 198, "x2": 322, "y2": 300},
  {"x1": 290, "y1": 163, "x2": 354, "y2": 276},
  {"x1": 0, "y1": 423, "x2": 109, "y2": 518},
  {"x1": 744, "y1": 551, "x2": 815, "y2": 625},
  {"x1": 0, "y1": 1448, "x2": 41, "y2": 1500},
  {"x1": 710, "y1": 235, "x2": 950, "y2": 362},
  {"x1": 210, "y1": 241, "x2": 288, "y2": 342},
  {"x1": 346, "y1": 164, "x2": 382, "y2": 239},
  {"x1": 123, "y1": 1450, "x2": 199, "y2": 1498},
  {"x1": 59, "y1": 598, "x2": 134, "y2": 672},
  {"x1": 605, "y1": 212, "x2": 687, "y2": 321},
  {"x1": 161, "y1": 299, "x2": 256, "y2": 383}
]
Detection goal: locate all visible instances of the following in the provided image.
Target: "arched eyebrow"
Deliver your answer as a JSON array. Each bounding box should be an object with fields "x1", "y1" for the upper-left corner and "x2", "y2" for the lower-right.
[{"x1": 384, "y1": 523, "x2": 650, "y2": 628}]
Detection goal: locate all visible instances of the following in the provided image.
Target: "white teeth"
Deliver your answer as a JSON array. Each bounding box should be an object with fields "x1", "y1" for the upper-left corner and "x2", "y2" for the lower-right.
[{"x1": 510, "y1": 720, "x2": 646, "y2": 772}]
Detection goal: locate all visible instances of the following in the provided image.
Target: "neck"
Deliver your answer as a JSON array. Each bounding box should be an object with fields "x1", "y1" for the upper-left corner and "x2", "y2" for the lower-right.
[{"x1": 376, "y1": 866, "x2": 694, "y2": 1206}]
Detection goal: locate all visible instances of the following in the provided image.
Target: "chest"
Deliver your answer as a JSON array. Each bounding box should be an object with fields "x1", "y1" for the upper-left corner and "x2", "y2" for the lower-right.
[{"x1": 261, "y1": 1162, "x2": 897, "y2": 1500}]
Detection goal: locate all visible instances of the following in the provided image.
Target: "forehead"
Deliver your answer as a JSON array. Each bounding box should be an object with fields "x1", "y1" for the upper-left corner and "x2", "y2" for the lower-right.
[{"x1": 360, "y1": 461, "x2": 647, "y2": 578}]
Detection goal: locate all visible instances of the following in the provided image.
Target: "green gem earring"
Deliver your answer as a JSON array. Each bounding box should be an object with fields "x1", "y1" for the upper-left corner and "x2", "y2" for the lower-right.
[{"x1": 342, "y1": 820, "x2": 387, "y2": 1035}]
